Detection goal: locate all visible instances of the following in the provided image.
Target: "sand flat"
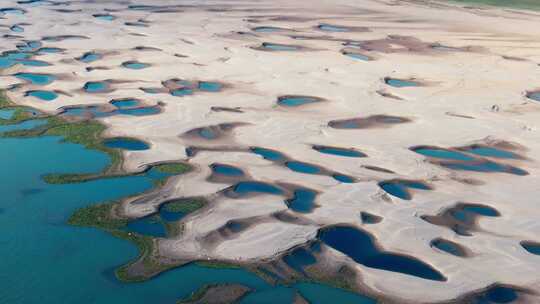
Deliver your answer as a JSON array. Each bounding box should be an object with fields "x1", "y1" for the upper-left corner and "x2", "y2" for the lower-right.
[{"x1": 2, "y1": 0, "x2": 540, "y2": 302}]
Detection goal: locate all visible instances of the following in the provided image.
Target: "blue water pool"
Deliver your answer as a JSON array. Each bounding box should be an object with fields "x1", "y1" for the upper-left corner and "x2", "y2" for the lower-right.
[
  {"x1": 411, "y1": 146, "x2": 477, "y2": 161},
  {"x1": 111, "y1": 99, "x2": 140, "y2": 109},
  {"x1": 251, "y1": 147, "x2": 286, "y2": 161},
  {"x1": 14, "y1": 72, "x2": 56, "y2": 85},
  {"x1": 521, "y1": 241, "x2": 540, "y2": 255},
  {"x1": 122, "y1": 61, "x2": 150, "y2": 69},
  {"x1": 83, "y1": 81, "x2": 109, "y2": 93},
  {"x1": 0, "y1": 118, "x2": 381, "y2": 303},
  {"x1": 77, "y1": 52, "x2": 102, "y2": 63},
  {"x1": 198, "y1": 81, "x2": 222, "y2": 92},
  {"x1": 211, "y1": 163, "x2": 244, "y2": 176},
  {"x1": 286, "y1": 188, "x2": 316, "y2": 213},
  {"x1": 25, "y1": 90, "x2": 58, "y2": 101},
  {"x1": 103, "y1": 138, "x2": 150, "y2": 151},
  {"x1": 93, "y1": 13, "x2": 116, "y2": 21},
  {"x1": 343, "y1": 52, "x2": 371, "y2": 61},
  {"x1": 320, "y1": 226, "x2": 445, "y2": 281},
  {"x1": 384, "y1": 77, "x2": 420, "y2": 88},
  {"x1": 313, "y1": 145, "x2": 366, "y2": 157},
  {"x1": 278, "y1": 95, "x2": 322, "y2": 107},
  {"x1": 286, "y1": 161, "x2": 321, "y2": 174},
  {"x1": 233, "y1": 181, "x2": 283, "y2": 195},
  {"x1": 260, "y1": 42, "x2": 300, "y2": 51}
]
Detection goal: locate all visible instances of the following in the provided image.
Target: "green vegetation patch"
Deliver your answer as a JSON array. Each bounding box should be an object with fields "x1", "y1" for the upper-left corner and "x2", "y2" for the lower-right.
[
  {"x1": 163, "y1": 197, "x2": 207, "y2": 213},
  {"x1": 154, "y1": 162, "x2": 191, "y2": 175},
  {"x1": 446, "y1": 0, "x2": 540, "y2": 10}
]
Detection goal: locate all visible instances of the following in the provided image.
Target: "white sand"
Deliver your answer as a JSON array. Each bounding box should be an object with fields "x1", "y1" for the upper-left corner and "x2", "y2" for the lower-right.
[{"x1": 2, "y1": 0, "x2": 540, "y2": 302}]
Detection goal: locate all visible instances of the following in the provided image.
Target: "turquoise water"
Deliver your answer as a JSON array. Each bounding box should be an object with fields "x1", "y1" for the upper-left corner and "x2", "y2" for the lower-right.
[
  {"x1": 384, "y1": 78, "x2": 419, "y2": 88},
  {"x1": 171, "y1": 88, "x2": 194, "y2": 96},
  {"x1": 378, "y1": 180, "x2": 430, "y2": 200},
  {"x1": 211, "y1": 163, "x2": 244, "y2": 176},
  {"x1": 14, "y1": 72, "x2": 56, "y2": 85},
  {"x1": 0, "y1": 121, "x2": 378, "y2": 304},
  {"x1": 198, "y1": 128, "x2": 217, "y2": 139},
  {"x1": 286, "y1": 161, "x2": 321, "y2": 174},
  {"x1": 17, "y1": 40, "x2": 41, "y2": 52},
  {"x1": 251, "y1": 147, "x2": 286, "y2": 161},
  {"x1": 412, "y1": 147, "x2": 477, "y2": 161},
  {"x1": 0, "y1": 51, "x2": 31, "y2": 68},
  {"x1": 78, "y1": 52, "x2": 102, "y2": 63},
  {"x1": 84, "y1": 81, "x2": 108, "y2": 93},
  {"x1": 343, "y1": 52, "x2": 370, "y2": 61},
  {"x1": 11, "y1": 24, "x2": 24, "y2": 32},
  {"x1": 93, "y1": 13, "x2": 116, "y2": 21},
  {"x1": 0, "y1": 118, "x2": 47, "y2": 133},
  {"x1": 198, "y1": 81, "x2": 222, "y2": 92},
  {"x1": 233, "y1": 181, "x2": 283, "y2": 195},
  {"x1": 25, "y1": 90, "x2": 58, "y2": 101},
  {"x1": 0, "y1": 7, "x2": 26, "y2": 15},
  {"x1": 104, "y1": 138, "x2": 150, "y2": 151},
  {"x1": 37, "y1": 47, "x2": 64, "y2": 54},
  {"x1": 0, "y1": 108, "x2": 16, "y2": 119},
  {"x1": 122, "y1": 61, "x2": 149, "y2": 70},
  {"x1": 252, "y1": 26, "x2": 285, "y2": 33},
  {"x1": 318, "y1": 24, "x2": 348, "y2": 32},
  {"x1": 460, "y1": 146, "x2": 518, "y2": 159},
  {"x1": 442, "y1": 160, "x2": 528, "y2": 176},
  {"x1": 313, "y1": 145, "x2": 366, "y2": 158},
  {"x1": 16, "y1": 59, "x2": 51, "y2": 67},
  {"x1": 260, "y1": 42, "x2": 299, "y2": 51},
  {"x1": 277, "y1": 96, "x2": 320, "y2": 107},
  {"x1": 111, "y1": 99, "x2": 140, "y2": 109}
]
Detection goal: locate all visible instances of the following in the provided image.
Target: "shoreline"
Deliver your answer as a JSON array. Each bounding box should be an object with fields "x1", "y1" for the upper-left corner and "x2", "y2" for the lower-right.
[{"x1": 2, "y1": 0, "x2": 540, "y2": 302}]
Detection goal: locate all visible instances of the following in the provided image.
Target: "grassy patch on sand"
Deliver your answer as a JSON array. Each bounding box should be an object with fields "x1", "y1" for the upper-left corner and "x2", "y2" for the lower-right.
[
  {"x1": 446, "y1": 0, "x2": 540, "y2": 10},
  {"x1": 163, "y1": 198, "x2": 206, "y2": 213}
]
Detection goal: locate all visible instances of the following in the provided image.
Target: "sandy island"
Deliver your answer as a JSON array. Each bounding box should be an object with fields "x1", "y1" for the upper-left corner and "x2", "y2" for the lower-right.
[{"x1": 2, "y1": 0, "x2": 540, "y2": 302}]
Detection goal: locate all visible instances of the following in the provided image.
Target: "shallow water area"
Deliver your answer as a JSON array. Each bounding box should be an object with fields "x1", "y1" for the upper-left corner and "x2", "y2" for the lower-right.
[
  {"x1": 277, "y1": 95, "x2": 321, "y2": 107},
  {"x1": 198, "y1": 81, "x2": 222, "y2": 92},
  {"x1": 286, "y1": 161, "x2": 321, "y2": 174},
  {"x1": 83, "y1": 81, "x2": 109, "y2": 93},
  {"x1": 25, "y1": 90, "x2": 58, "y2": 101},
  {"x1": 93, "y1": 13, "x2": 116, "y2": 21},
  {"x1": 313, "y1": 145, "x2": 366, "y2": 158},
  {"x1": 111, "y1": 98, "x2": 140, "y2": 109},
  {"x1": 430, "y1": 238, "x2": 465, "y2": 257},
  {"x1": 286, "y1": 188, "x2": 316, "y2": 213},
  {"x1": 320, "y1": 226, "x2": 446, "y2": 281},
  {"x1": 77, "y1": 52, "x2": 102, "y2": 63},
  {"x1": 384, "y1": 77, "x2": 420, "y2": 88},
  {"x1": 260, "y1": 42, "x2": 300, "y2": 51},
  {"x1": 344, "y1": 52, "x2": 371, "y2": 61},
  {"x1": 211, "y1": 163, "x2": 244, "y2": 176},
  {"x1": 14, "y1": 72, "x2": 55, "y2": 85},
  {"x1": 251, "y1": 147, "x2": 286, "y2": 161},
  {"x1": 521, "y1": 241, "x2": 540, "y2": 255},
  {"x1": 103, "y1": 138, "x2": 150, "y2": 151},
  {"x1": 122, "y1": 61, "x2": 149, "y2": 69},
  {"x1": 318, "y1": 24, "x2": 349, "y2": 32},
  {"x1": 233, "y1": 181, "x2": 283, "y2": 195}
]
